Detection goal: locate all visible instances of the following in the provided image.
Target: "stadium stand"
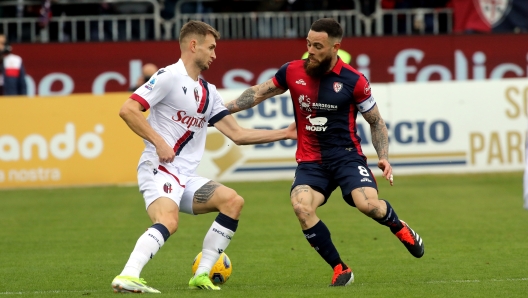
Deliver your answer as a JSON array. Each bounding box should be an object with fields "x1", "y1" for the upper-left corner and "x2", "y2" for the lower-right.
[{"x1": 0, "y1": 0, "x2": 453, "y2": 43}]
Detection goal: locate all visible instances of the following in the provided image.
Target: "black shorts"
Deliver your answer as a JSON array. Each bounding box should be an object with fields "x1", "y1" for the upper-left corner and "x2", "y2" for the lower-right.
[{"x1": 291, "y1": 158, "x2": 378, "y2": 207}]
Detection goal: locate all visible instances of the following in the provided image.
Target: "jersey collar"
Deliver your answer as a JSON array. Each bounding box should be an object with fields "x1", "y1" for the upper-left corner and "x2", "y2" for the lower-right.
[
  {"x1": 175, "y1": 59, "x2": 189, "y2": 76},
  {"x1": 330, "y1": 56, "x2": 344, "y2": 75}
]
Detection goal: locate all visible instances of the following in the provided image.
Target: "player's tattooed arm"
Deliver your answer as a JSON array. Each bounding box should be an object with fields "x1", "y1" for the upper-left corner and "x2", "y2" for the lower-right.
[
  {"x1": 362, "y1": 105, "x2": 389, "y2": 161},
  {"x1": 225, "y1": 79, "x2": 285, "y2": 114},
  {"x1": 194, "y1": 181, "x2": 221, "y2": 204}
]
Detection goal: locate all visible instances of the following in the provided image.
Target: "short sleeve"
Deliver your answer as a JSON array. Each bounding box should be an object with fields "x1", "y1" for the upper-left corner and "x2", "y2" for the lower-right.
[
  {"x1": 354, "y1": 74, "x2": 376, "y2": 113},
  {"x1": 130, "y1": 68, "x2": 173, "y2": 111},
  {"x1": 207, "y1": 86, "x2": 229, "y2": 125},
  {"x1": 272, "y1": 62, "x2": 290, "y2": 90}
]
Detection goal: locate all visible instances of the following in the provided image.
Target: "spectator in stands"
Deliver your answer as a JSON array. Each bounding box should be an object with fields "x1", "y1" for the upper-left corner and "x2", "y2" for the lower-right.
[
  {"x1": 0, "y1": 34, "x2": 27, "y2": 96},
  {"x1": 381, "y1": 0, "x2": 449, "y2": 34},
  {"x1": 130, "y1": 63, "x2": 158, "y2": 91}
]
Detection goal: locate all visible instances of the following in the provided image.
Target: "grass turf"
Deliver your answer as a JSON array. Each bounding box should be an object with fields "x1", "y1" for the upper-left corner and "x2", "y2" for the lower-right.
[{"x1": 0, "y1": 172, "x2": 526, "y2": 297}]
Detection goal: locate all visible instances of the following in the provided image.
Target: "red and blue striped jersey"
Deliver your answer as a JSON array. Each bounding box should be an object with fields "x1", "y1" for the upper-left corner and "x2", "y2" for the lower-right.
[{"x1": 272, "y1": 57, "x2": 375, "y2": 163}]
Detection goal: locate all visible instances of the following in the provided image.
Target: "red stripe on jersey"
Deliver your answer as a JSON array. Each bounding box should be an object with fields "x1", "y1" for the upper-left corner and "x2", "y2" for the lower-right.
[
  {"x1": 157, "y1": 165, "x2": 185, "y2": 188},
  {"x1": 130, "y1": 93, "x2": 150, "y2": 111},
  {"x1": 173, "y1": 130, "x2": 192, "y2": 153},
  {"x1": 349, "y1": 105, "x2": 365, "y2": 158},
  {"x1": 344, "y1": 63, "x2": 371, "y2": 103},
  {"x1": 197, "y1": 80, "x2": 207, "y2": 113},
  {"x1": 5, "y1": 68, "x2": 20, "y2": 77}
]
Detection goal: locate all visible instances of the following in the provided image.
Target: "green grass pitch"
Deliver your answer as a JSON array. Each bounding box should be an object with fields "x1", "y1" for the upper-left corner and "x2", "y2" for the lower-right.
[{"x1": 0, "y1": 172, "x2": 526, "y2": 297}]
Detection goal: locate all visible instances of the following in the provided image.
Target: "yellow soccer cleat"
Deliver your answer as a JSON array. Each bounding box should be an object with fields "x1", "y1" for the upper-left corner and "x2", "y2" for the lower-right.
[{"x1": 189, "y1": 272, "x2": 221, "y2": 290}]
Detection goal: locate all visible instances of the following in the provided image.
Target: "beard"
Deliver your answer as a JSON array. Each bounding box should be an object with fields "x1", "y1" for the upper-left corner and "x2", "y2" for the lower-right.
[
  {"x1": 303, "y1": 54, "x2": 332, "y2": 78},
  {"x1": 195, "y1": 59, "x2": 209, "y2": 72}
]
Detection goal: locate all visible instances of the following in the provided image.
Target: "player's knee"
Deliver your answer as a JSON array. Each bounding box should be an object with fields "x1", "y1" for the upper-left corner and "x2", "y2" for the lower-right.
[
  {"x1": 290, "y1": 196, "x2": 314, "y2": 218},
  {"x1": 220, "y1": 189, "x2": 244, "y2": 214}
]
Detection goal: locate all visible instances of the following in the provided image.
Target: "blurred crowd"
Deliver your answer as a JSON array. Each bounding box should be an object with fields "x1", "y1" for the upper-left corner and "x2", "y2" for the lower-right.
[
  {"x1": 0, "y1": 0, "x2": 525, "y2": 43},
  {"x1": 0, "y1": 0, "x2": 452, "y2": 22}
]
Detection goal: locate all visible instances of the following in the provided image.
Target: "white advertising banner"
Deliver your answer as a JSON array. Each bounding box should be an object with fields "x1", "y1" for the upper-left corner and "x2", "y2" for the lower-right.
[{"x1": 198, "y1": 78, "x2": 527, "y2": 182}]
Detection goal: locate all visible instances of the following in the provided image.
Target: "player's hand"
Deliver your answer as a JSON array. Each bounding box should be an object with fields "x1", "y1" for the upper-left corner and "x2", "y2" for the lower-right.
[
  {"x1": 285, "y1": 122, "x2": 297, "y2": 140},
  {"x1": 156, "y1": 142, "x2": 175, "y2": 164},
  {"x1": 377, "y1": 159, "x2": 393, "y2": 186}
]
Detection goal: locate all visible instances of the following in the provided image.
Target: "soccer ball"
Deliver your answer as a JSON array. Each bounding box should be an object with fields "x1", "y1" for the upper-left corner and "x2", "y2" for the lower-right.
[{"x1": 191, "y1": 252, "x2": 232, "y2": 285}]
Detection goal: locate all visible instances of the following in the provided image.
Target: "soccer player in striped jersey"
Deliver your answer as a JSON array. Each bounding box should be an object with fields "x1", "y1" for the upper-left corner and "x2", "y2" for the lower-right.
[{"x1": 225, "y1": 18, "x2": 424, "y2": 287}]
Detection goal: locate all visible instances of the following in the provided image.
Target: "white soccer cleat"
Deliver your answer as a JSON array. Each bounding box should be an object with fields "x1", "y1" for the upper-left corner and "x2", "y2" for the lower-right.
[{"x1": 111, "y1": 275, "x2": 161, "y2": 293}]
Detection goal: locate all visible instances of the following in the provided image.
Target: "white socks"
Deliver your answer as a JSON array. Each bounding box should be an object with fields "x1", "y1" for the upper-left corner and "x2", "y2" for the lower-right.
[
  {"x1": 120, "y1": 227, "x2": 166, "y2": 278},
  {"x1": 195, "y1": 221, "x2": 235, "y2": 276}
]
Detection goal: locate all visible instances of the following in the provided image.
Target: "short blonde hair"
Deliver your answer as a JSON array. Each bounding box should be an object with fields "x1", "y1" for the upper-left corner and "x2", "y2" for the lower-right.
[{"x1": 179, "y1": 20, "x2": 220, "y2": 43}]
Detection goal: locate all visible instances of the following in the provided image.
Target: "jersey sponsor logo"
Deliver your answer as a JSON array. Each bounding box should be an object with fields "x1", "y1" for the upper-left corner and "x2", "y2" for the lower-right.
[
  {"x1": 363, "y1": 75, "x2": 372, "y2": 95},
  {"x1": 172, "y1": 111, "x2": 207, "y2": 129},
  {"x1": 311, "y1": 102, "x2": 338, "y2": 111},
  {"x1": 163, "y1": 182, "x2": 172, "y2": 193},
  {"x1": 295, "y1": 79, "x2": 306, "y2": 85},
  {"x1": 333, "y1": 82, "x2": 343, "y2": 93},
  {"x1": 298, "y1": 94, "x2": 312, "y2": 112},
  {"x1": 364, "y1": 82, "x2": 371, "y2": 95},
  {"x1": 194, "y1": 87, "x2": 200, "y2": 102},
  {"x1": 182, "y1": 86, "x2": 187, "y2": 94},
  {"x1": 305, "y1": 115, "x2": 328, "y2": 132},
  {"x1": 361, "y1": 177, "x2": 372, "y2": 183}
]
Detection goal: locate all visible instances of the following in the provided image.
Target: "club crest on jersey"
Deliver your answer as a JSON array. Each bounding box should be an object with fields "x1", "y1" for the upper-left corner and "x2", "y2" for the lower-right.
[
  {"x1": 163, "y1": 182, "x2": 172, "y2": 194},
  {"x1": 333, "y1": 82, "x2": 343, "y2": 93},
  {"x1": 194, "y1": 87, "x2": 200, "y2": 102}
]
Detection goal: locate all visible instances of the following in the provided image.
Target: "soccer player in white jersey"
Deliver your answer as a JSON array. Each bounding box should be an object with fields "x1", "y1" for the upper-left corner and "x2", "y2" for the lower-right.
[{"x1": 111, "y1": 20, "x2": 297, "y2": 293}]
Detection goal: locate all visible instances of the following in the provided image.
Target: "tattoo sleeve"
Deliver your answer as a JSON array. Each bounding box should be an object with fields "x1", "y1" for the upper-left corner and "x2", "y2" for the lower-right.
[
  {"x1": 225, "y1": 87, "x2": 256, "y2": 114},
  {"x1": 225, "y1": 79, "x2": 284, "y2": 114},
  {"x1": 362, "y1": 106, "x2": 389, "y2": 160},
  {"x1": 193, "y1": 181, "x2": 221, "y2": 204}
]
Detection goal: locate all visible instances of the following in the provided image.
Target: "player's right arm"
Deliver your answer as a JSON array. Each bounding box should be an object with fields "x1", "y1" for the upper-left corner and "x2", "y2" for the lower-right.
[
  {"x1": 119, "y1": 99, "x2": 175, "y2": 163},
  {"x1": 225, "y1": 79, "x2": 285, "y2": 114}
]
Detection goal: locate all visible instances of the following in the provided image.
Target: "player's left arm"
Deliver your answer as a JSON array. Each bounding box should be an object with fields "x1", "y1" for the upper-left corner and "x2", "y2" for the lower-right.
[
  {"x1": 354, "y1": 74, "x2": 393, "y2": 185},
  {"x1": 225, "y1": 79, "x2": 286, "y2": 114},
  {"x1": 362, "y1": 105, "x2": 393, "y2": 185},
  {"x1": 214, "y1": 114, "x2": 296, "y2": 145}
]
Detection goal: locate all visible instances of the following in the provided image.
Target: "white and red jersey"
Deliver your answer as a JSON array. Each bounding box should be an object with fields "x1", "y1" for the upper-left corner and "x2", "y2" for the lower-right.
[{"x1": 130, "y1": 59, "x2": 228, "y2": 175}]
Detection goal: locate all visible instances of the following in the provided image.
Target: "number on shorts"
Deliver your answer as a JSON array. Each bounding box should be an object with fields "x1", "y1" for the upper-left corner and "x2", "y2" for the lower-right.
[{"x1": 358, "y1": 166, "x2": 370, "y2": 177}]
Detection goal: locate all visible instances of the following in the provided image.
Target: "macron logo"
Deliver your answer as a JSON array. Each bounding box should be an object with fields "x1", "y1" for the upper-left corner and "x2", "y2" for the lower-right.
[{"x1": 296, "y1": 79, "x2": 306, "y2": 85}]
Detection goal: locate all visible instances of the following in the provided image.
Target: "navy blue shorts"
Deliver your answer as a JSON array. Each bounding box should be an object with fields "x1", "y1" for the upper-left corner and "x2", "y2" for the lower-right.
[{"x1": 291, "y1": 158, "x2": 378, "y2": 207}]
